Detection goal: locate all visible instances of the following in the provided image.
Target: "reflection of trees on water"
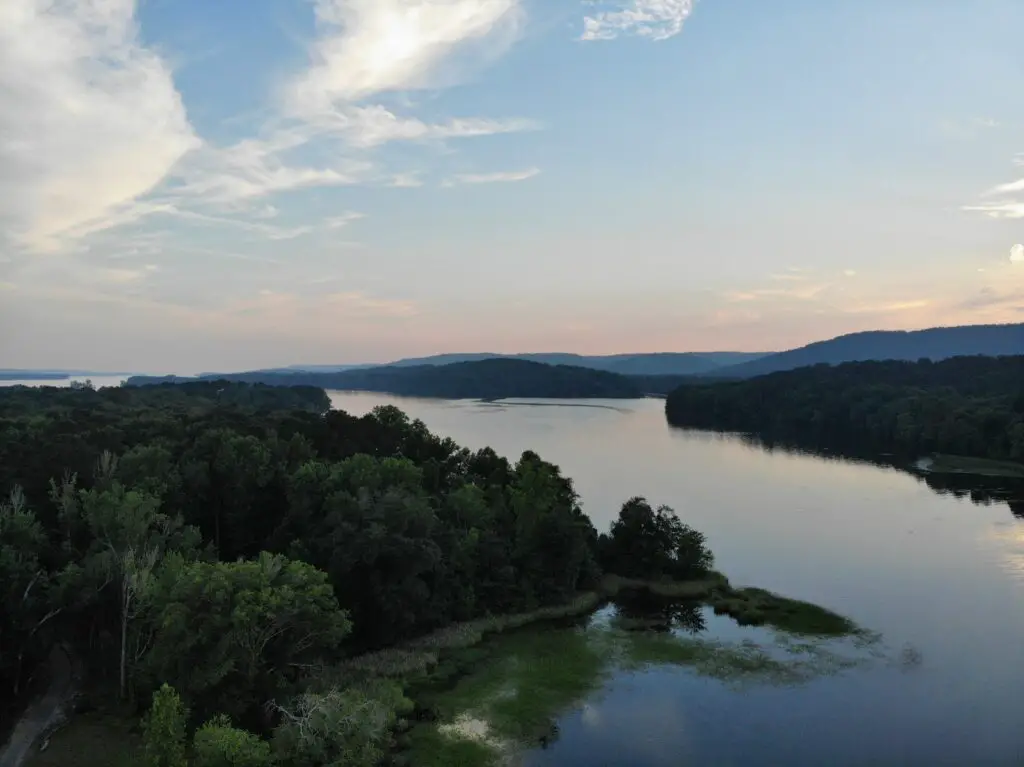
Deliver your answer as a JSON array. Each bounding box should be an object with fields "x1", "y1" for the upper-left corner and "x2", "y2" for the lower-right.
[
  {"x1": 680, "y1": 428, "x2": 1024, "y2": 521},
  {"x1": 917, "y1": 473, "x2": 1024, "y2": 520},
  {"x1": 613, "y1": 593, "x2": 708, "y2": 634}
]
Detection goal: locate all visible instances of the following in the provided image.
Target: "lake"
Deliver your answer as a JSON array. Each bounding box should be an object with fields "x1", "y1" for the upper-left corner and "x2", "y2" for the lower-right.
[{"x1": 327, "y1": 391, "x2": 1024, "y2": 767}]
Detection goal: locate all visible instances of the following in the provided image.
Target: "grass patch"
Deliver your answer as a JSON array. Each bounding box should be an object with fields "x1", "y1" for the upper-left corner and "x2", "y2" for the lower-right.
[
  {"x1": 25, "y1": 712, "x2": 140, "y2": 767},
  {"x1": 404, "y1": 725, "x2": 499, "y2": 767},
  {"x1": 336, "y1": 593, "x2": 602, "y2": 684},
  {"x1": 920, "y1": 453, "x2": 1024, "y2": 478},
  {"x1": 707, "y1": 587, "x2": 857, "y2": 637}
]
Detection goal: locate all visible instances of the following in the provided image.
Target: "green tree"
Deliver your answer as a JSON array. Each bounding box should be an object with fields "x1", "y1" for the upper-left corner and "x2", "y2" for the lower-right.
[
  {"x1": 0, "y1": 487, "x2": 60, "y2": 694},
  {"x1": 142, "y1": 553, "x2": 350, "y2": 720},
  {"x1": 63, "y1": 481, "x2": 196, "y2": 699},
  {"x1": 272, "y1": 683, "x2": 410, "y2": 767},
  {"x1": 600, "y1": 497, "x2": 713, "y2": 580},
  {"x1": 143, "y1": 683, "x2": 188, "y2": 767},
  {"x1": 192, "y1": 715, "x2": 273, "y2": 767}
]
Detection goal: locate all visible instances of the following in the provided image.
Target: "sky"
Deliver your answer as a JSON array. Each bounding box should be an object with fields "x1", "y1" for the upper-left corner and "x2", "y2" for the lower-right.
[{"x1": 1, "y1": 0, "x2": 1023, "y2": 373}]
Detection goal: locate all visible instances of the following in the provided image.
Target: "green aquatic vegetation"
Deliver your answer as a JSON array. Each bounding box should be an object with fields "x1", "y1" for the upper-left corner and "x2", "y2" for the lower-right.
[
  {"x1": 405, "y1": 600, "x2": 882, "y2": 767},
  {"x1": 405, "y1": 726, "x2": 499, "y2": 767},
  {"x1": 425, "y1": 628, "x2": 609, "y2": 742},
  {"x1": 618, "y1": 631, "x2": 869, "y2": 687},
  {"x1": 921, "y1": 453, "x2": 1024, "y2": 478},
  {"x1": 708, "y1": 587, "x2": 858, "y2": 637}
]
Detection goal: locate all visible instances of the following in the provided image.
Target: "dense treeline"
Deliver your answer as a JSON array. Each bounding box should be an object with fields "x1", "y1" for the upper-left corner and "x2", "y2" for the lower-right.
[
  {"x1": 1, "y1": 381, "x2": 711, "y2": 765},
  {"x1": 665, "y1": 355, "x2": 1024, "y2": 461}
]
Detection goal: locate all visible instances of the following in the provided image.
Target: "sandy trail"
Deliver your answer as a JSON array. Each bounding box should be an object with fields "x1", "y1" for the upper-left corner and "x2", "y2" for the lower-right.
[{"x1": 0, "y1": 647, "x2": 73, "y2": 767}]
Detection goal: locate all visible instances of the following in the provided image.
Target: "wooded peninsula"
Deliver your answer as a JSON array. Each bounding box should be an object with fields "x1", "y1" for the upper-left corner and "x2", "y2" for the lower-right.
[{"x1": 0, "y1": 381, "x2": 846, "y2": 766}]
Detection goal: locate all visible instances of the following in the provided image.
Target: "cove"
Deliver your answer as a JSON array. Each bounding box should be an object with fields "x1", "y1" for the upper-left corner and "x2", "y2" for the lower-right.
[{"x1": 403, "y1": 592, "x2": 888, "y2": 767}]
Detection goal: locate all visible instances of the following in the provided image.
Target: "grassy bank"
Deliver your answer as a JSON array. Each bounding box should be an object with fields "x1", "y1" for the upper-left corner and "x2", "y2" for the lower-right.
[
  {"x1": 399, "y1": 577, "x2": 874, "y2": 767},
  {"x1": 918, "y1": 453, "x2": 1024, "y2": 478}
]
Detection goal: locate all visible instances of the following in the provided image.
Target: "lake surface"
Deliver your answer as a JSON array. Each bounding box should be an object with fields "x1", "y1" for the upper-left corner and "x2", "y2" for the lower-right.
[{"x1": 328, "y1": 391, "x2": 1024, "y2": 767}]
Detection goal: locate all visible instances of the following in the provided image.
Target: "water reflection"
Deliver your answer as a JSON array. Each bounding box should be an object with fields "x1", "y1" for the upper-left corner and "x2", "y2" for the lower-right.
[
  {"x1": 611, "y1": 592, "x2": 707, "y2": 635},
  {"x1": 676, "y1": 427, "x2": 1024, "y2": 522}
]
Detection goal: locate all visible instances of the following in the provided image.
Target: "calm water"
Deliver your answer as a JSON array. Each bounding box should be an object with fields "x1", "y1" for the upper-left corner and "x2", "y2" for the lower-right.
[{"x1": 328, "y1": 391, "x2": 1024, "y2": 767}]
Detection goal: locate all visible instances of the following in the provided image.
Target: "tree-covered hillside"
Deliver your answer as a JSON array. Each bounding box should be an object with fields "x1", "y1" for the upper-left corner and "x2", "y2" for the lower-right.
[
  {"x1": 715, "y1": 323, "x2": 1024, "y2": 378},
  {"x1": 665, "y1": 355, "x2": 1024, "y2": 461},
  {"x1": 127, "y1": 358, "x2": 647, "y2": 399}
]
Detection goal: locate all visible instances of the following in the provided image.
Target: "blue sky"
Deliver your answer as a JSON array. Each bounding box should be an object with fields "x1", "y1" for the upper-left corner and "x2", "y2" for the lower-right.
[{"x1": 2, "y1": 0, "x2": 1023, "y2": 372}]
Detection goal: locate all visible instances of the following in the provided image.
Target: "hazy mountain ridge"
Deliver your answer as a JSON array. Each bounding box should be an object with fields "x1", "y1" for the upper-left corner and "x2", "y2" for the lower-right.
[
  {"x1": 713, "y1": 323, "x2": 1024, "y2": 378},
  {"x1": 127, "y1": 358, "x2": 651, "y2": 399},
  {"x1": 382, "y1": 351, "x2": 769, "y2": 376}
]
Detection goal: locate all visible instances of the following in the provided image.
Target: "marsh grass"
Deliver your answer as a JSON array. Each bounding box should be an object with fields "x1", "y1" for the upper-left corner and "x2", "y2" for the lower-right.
[
  {"x1": 707, "y1": 587, "x2": 858, "y2": 637},
  {"x1": 335, "y1": 593, "x2": 603, "y2": 685},
  {"x1": 406, "y1": 725, "x2": 499, "y2": 767},
  {"x1": 925, "y1": 453, "x2": 1024, "y2": 478}
]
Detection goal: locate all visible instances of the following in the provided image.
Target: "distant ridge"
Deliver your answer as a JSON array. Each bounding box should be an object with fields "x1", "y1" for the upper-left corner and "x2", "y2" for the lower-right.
[
  {"x1": 714, "y1": 323, "x2": 1024, "y2": 378},
  {"x1": 381, "y1": 351, "x2": 769, "y2": 376},
  {"x1": 126, "y1": 358, "x2": 656, "y2": 400}
]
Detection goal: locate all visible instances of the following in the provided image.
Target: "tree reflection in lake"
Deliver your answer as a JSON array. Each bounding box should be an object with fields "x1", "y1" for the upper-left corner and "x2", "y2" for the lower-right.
[
  {"x1": 611, "y1": 592, "x2": 707, "y2": 634},
  {"x1": 715, "y1": 430, "x2": 1024, "y2": 521}
]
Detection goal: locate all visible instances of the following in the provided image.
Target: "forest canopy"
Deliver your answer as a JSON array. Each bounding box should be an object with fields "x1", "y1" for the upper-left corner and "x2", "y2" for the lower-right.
[{"x1": 0, "y1": 381, "x2": 712, "y2": 765}]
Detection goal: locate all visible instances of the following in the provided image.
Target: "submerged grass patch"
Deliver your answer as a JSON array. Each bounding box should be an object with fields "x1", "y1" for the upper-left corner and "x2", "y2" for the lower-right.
[{"x1": 406, "y1": 722, "x2": 500, "y2": 767}]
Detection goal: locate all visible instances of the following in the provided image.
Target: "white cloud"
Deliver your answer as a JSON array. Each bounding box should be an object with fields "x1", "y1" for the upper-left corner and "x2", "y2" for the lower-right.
[
  {"x1": 0, "y1": 0, "x2": 199, "y2": 252},
  {"x1": 1011, "y1": 244, "x2": 1024, "y2": 264},
  {"x1": 288, "y1": 0, "x2": 524, "y2": 111},
  {"x1": 442, "y1": 168, "x2": 541, "y2": 186},
  {"x1": 581, "y1": 0, "x2": 696, "y2": 42},
  {"x1": 324, "y1": 212, "x2": 367, "y2": 229},
  {"x1": 964, "y1": 201, "x2": 1024, "y2": 219},
  {"x1": 987, "y1": 178, "x2": 1024, "y2": 196},
  {"x1": 311, "y1": 105, "x2": 540, "y2": 148},
  {"x1": 389, "y1": 173, "x2": 425, "y2": 188},
  {"x1": 168, "y1": 1, "x2": 539, "y2": 212}
]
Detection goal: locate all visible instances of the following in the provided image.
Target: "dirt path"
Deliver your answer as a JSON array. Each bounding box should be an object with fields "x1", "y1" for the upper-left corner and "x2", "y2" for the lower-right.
[{"x1": 0, "y1": 647, "x2": 74, "y2": 767}]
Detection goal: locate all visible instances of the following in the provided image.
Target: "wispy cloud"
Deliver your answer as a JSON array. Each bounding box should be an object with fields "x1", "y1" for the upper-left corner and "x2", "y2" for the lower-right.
[
  {"x1": 288, "y1": 0, "x2": 524, "y2": 109},
  {"x1": 442, "y1": 168, "x2": 541, "y2": 187},
  {"x1": 724, "y1": 282, "x2": 832, "y2": 303},
  {"x1": 1, "y1": 0, "x2": 541, "y2": 262},
  {"x1": 0, "y1": 0, "x2": 199, "y2": 253},
  {"x1": 964, "y1": 201, "x2": 1024, "y2": 219},
  {"x1": 389, "y1": 173, "x2": 425, "y2": 188},
  {"x1": 581, "y1": 0, "x2": 696, "y2": 42},
  {"x1": 1011, "y1": 244, "x2": 1024, "y2": 264},
  {"x1": 844, "y1": 299, "x2": 930, "y2": 315},
  {"x1": 965, "y1": 156, "x2": 1024, "y2": 219}
]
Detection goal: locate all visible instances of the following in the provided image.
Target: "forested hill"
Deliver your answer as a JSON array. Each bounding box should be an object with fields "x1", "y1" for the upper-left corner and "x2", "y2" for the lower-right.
[
  {"x1": 714, "y1": 323, "x2": 1024, "y2": 378},
  {"x1": 127, "y1": 358, "x2": 648, "y2": 399},
  {"x1": 665, "y1": 355, "x2": 1024, "y2": 461},
  {"x1": 383, "y1": 351, "x2": 768, "y2": 376}
]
